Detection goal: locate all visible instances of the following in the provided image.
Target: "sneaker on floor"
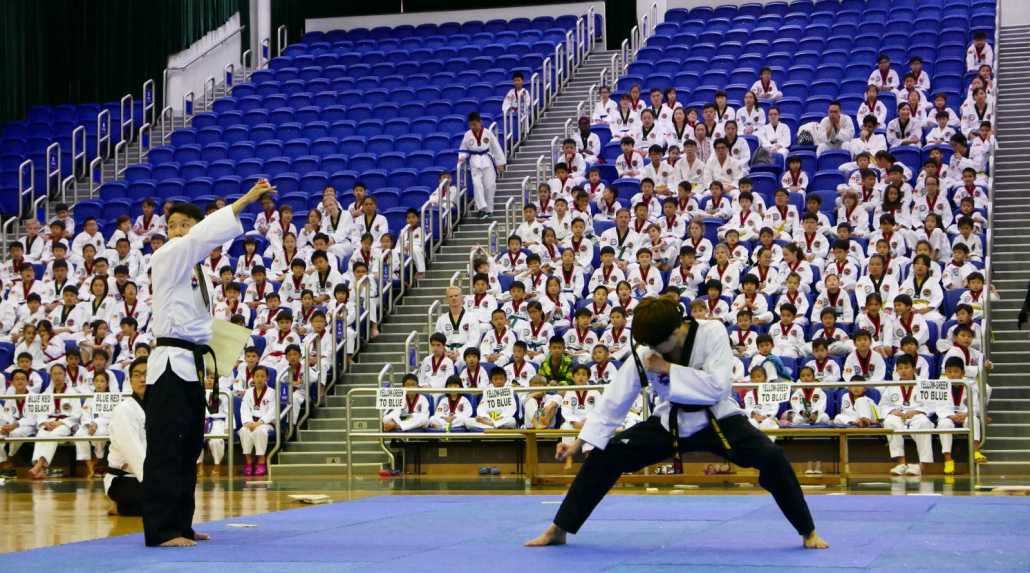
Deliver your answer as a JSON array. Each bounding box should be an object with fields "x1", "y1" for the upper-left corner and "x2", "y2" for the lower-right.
[
  {"x1": 489, "y1": 467, "x2": 501, "y2": 476},
  {"x1": 905, "y1": 464, "x2": 922, "y2": 476},
  {"x1": 0, "y1": 469, "x2": 16, "y2": 479},
  {"x1": 974, "y1": 451, "x2": 988, "y2": 463},
  {"x1": 944, "y1": 460, "x2": 955, "y2": 475},
  {"x1": 889, "y1": 464, "x2": 907, "y2": 476},
  {"x1": 44, "y1": 468, "x2": 63, "y2": 478},
  {"x1": 478, "y1": 466, "x2": 489, "y2": 475},
  {"x1": 804, "y1": 469, "x2": 815, "y2": 476},
  {"x1": 378, "y1": 469, "x2": 392, "y2": 477},
  {"x1": 812, "y1": 469, "x2": 823, "y2": 476},
  {"x1": 243, "y1": 463, "x2": 254, "y2": 476}
]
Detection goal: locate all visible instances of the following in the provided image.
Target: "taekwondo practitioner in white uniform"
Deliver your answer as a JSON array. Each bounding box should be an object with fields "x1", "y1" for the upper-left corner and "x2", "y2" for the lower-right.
[
  {"x1": 458, "y1": 112, "x2": 507, "y2": 218},
  {"x1": 142, "y1": 180, "x2": 273, "y2": 547},
  {"x1": 525, "y1": 297, "x2": 827, "y2": 549},
  {"x1": 105, "y1": 357, "x2": 148, "y2": 517}
]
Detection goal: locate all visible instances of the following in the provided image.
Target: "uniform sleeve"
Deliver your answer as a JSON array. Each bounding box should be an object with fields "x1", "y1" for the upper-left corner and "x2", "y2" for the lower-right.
[
  {"x1": 577, "y1": 357, "x2": 644, "y2": 450},
  {"x1": 151, "y1": 206, "x2": 244, "y2": 286},
  {"x1": 109, "y1": 404, "x2": 146, "y2": 481}
]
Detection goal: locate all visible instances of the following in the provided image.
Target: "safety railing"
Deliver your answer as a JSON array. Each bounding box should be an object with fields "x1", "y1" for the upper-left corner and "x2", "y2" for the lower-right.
[
  {"x1": 70, "y1": 125, "x2": 86, "y2": 179},
  {"x1": 519, "y1": 175, "x2": 530, "y2": 215},
  {"x1": 450, "y1": 271, "x2": 463, "y2": 294},
  {"x1": 549, "y1": 136, "x2": 559, "y2": 174},
  {"x1": 223, "y1": 63, "x2": 235, "y2": 97},
  {"x1": 138, "y1": 123, "x2": 152, "y2": 163},
  {"x1": 331, "y1": 302, "x2": 350, "y2": 380},
  {"x1": 277, "y1": 26, "x2": 288, "y2": 57},
  {"x1": 33, "y1": 192, "x2": 47, "y2": 225},
  {"x1": 1, "y1": 217, "x2": 17, "y2": 259},
  {"x1": 119, "y1": 94, "x2": 134, "y2": 144},
  {"x1": 378, "y1": 248, "x2": 393, "y2": 318},
  {"x1": 404, "y1": 331, "x2": 420, "y2": 375},
  {"x1": 162, "y1": 24, "x2": 246, "y2": 112},
  {"x1": 241, "y1": 49, "x2": 253, "y2": 82},
  {"x1": 543, "y1": 57, "x2": 553, "y2": 105},
  {"x1": 262, "y1": 374, "x2": 287, "y2": 468},
  {"x1": 113, "y1": 140, "x2": 129, "y2": 177},
  {"x1": 158, "y1": 106, "x2": 174, "y2": 144},
  {"x1": 503, "y1": 197, "x2": 515, "y2": 240},
  {"x1": 344, "y1": 378, "x2": 979, "y2": 481},
  {"x1": 342, "y1": 367, "x2": 397, "y2": 473},
  {"x1": 18, "y1": 159, "x2": 34, "y2": 219},
  {"x1": 143, "y1": 79, "x2": 156, "y2": 127},
  {"x1": 202, "y1": 76, "x2": 217, "y2": 112},
  {"x1": 183, "y1": 91, "x2": 195, "y2": 125},
  {"x1": 621, "y1": 38, "x2": 630, "y2": 70},
  {"x1": 419, "y1": 199, "x2": 435, "y2": 261},
  {"x1": 45, "y1": 142, "x2": 60, "y2": 192},
  {"x1": 535, "y1": 155, "x2": 546, "y2": 194},
  {"x1": 97, "y1": 109, "x2": 111, "y2": 160},
  {"x1": 88, "y1": 157, "x2": 103, "y2": 198},
  {"x1": 488, "y1": 220, "x2": 500, "y2": 258},
  {"x1": 60, "y1": 176, "x2": 74, "y2": 210},
  {"x1": 427, "y1": 301, "x2": 441, "y2": 341},
  {"x1": 981, "y1": 1, "x2": 1001, "y2": 448},
  {"x1": 260, "y1": 37, "x2": 271, "y2": 68},
  {"x1": 0, "y1": 390, "x2": 235, "y2": 488}
]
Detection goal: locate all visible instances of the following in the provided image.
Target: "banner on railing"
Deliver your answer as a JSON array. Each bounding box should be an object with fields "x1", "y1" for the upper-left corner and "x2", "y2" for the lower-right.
[
  {"x1": 376, "y1": 388, "x2": 405, "y2": 410},
  {"x1": 93, "y1": 393, "x2": 123, "y2": 415},
  {"x1": 24, "y1": 394, "x2": 55, "y2": 416},
  {"x1": 758, "y1": 382, "x2": 791, "y2": 405},
  {"x1": 916, "y1": 379, "x2": 951, "y2": 404},
  {"x1": 483, "y1": 387, "x2": 515, "y2": 413}
]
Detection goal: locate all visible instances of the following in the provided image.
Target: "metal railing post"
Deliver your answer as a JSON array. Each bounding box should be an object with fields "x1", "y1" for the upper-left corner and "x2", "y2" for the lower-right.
[
  {"x1": 404, "y1": 331, "x2": 419, "y2": 374},
  {"x1": 1, "y1": 218, "x2": 16, "y2": 258},
  {"x1": 45, "y1": 142, "x2": 60, "y2": 193},
  {"x1": 202, "y1": 76, "x2": 217, "y2": 111},
  {"x1": 114, "y1": 140, "x2": 129, "y2": 177},
  {"x1": 277, "y1": 25, "x2": 288, "y2": 56},
  {"x1": 356, "y1": 275, "x2": 371, "y2": 346},
  {"x1": 242, "y1": 49, "x2": 253, "y2": 82},
  {"x1": 17, "y1": 160, "x2": 34, "y2": 219},
  {"x1": 504, "y1": 197, "x2": 514, "y2": 240},
  {"x1": 519, "y1": 176, "x2": 530, "y2": 214},
  {"x1": 489, "y1": 221, "x2": 499, "y2": 256},
  {"x1": 530, "y1": 72, "x2": 540, "y2": 124},
  {"x1": 183, "y1": 91, "x2": 195, "y2": 125},
  {"x1": 88, "y1": 157, "x2": 103, "y2": 198},
  {"x1": 120, "y1": 94, "x2": 134, "y2": 143},
  {"x1": 427, "y1": 301, "x2": 441, "y2": 341},
  {"x1": 143, "y1": 79, "x2": 156, "y2": 127},
  {"x1": 138, "y1": 123, "x2": 152, "y2": 163},
  {"x1": 97, "y1": 109, "x2": 111, "y2": 159},
  {"x1": 543, "y1": 57, "x2": 552, "y2": 105},
  {"x1": 71, "y1": 125, "x2": 86, "y2": 179},
  {"x1": 261, "y1": 37, "x2": 271, "y2": 68},
  {"x1": 535, "y1": 156, "x2": 545, "y2": 192},
  {"x1": 223, "y1": 63, "x2": 236, "y2": 97},
  {"x1": 61, "y1": 176, "x2": 74, "y2": 210},
  {"x1": 158, "y1": 106, "x2": 173, "y2": 144}
]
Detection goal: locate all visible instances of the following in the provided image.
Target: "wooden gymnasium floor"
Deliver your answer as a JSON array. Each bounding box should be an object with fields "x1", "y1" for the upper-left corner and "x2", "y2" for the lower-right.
[{"x1": 3, "y1": 473, "x2": 1027, "y2": 554}]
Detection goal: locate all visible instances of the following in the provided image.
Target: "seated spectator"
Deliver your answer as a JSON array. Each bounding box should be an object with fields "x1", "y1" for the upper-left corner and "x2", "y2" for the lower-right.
[
  {"x1": 428, "y1": 376, "x2": 474, "y2": 430},
  {"x1": 466, "y1": 367, "x2": 517, "y2": 430},
  {"x1": 420, "y1": 333, "x2": 457, "y2": 389},
  {"x1": 816, "y1": 102, "x2": 856, "y2": 155},
  {"x1": 522, "y1": 375, "x2": 561, "y2": 429},
  {"x1": 879, "y1": 354, "x2": 934, "y2": 476}
]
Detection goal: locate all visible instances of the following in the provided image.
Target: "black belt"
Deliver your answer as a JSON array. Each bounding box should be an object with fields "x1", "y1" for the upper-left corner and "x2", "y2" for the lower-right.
[
  {"x1": 156, "y1": 337, "x2": 220, "y2": 407},
  {"x1": 107, "y1": 467, "x2": 132, "y2": 477}
]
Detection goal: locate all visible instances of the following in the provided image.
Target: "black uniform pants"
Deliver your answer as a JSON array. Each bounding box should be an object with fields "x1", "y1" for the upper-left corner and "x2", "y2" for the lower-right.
[
  {"x1": 553, "y1": 414, "x2": 815, "y2": 537},
  {"x1": 108, "y1": 475, "x2": 143, "y2": 517},
  {"x1": 143, "y1": 368, "x2": 205, "y2": 546}
]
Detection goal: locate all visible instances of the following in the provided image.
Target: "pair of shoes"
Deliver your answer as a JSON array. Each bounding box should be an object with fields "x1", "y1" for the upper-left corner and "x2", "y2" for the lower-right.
[
  {"x1": 95, "y1": 467, "x2": 107, "y2": 476},
  {"x1": 210, "y1": 469, "x2": 220, "y2": 477},
  {"x1": 255, "y1": 463, "x2": 267, "y2": 477},
  {"x1": 378, "y1": 469, "x2": 392, "y2": 477},
  {"x1": 944, "y1": 460, "x2": 955, "y2": 475},
  {"x1": 905, "y1": 464, "x2": 922, "y2": 476},
  {"x1": 889, "y1": 464, "x2": 907, "y2": 476},
  {"x1": 243, "y1": 463, "x2": 254, "y2": 476},
  {"x1": 318, "y1": 398, "x2": 327, "y2": 408},
  {"x1": 805, "y1": 469, "x2": 815, "y2": 476},
  {"x1": 0, "y1": 469, "x2": 15, "y2": 479},
  {"x1": 812, "y1": 469, "x2": 823, "y2": 476},
  {"x1": 489, "y1": 467, "x2": 501, "y2": 475},
  {"x1": 478, "y1": 466, "x2": 489, "y2": 475},
  {"x1": 974, "y1": 451, "x2": 988, "y2": 463},
  {"x1": 44, "y1": 467, "x2": 63, "y2": 478}
]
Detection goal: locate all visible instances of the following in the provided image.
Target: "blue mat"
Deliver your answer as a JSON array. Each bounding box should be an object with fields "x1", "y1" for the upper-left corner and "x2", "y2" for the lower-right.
[{"x1": 6, "y1": 494, "x2": 1030, "y2": 572}]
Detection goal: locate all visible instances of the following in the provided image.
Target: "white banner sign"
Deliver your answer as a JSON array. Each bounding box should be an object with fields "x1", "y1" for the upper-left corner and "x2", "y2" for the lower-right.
[
  {"x1": 483, "y1": 386, "x2": 515, "y2": 413},
  {"x1": 759, "y1": 382, "x2": 792, "y2": 405},
  {"x1": 24, "y1": 394, "x2": 55, "y2": 416},
  {"x1": 376, "y1": 388, "x2": 406, "y2": 410},
  {"x1": 916, "y1": 379, "x2": 951, "y2": 404},
  {"x1": 93, "y1": 393, "x2": 123, "y2": 415}
]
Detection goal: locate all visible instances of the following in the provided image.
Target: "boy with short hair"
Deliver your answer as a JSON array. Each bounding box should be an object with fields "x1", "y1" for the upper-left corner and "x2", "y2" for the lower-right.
[
  {"x1": 879, "y1": 354, "x2": 934, "y2": 475},
  {"x1": 420, "y1": 333, "x2": 457, "y2": 389},
  {"x1": 957, "y1": 271, "x2": 999, "y2": 321},
  {"x1": 503, "y1": 341, "x2": 538, "y2": 387},
  {"x1": 589, "y1": 344, "x2": 617, "y2": 385},
  {"x1": 784, "y1": 367, "x2": 830, "y2": 427},
  {"x1": 855, "y1": 293, "x2": 895, "y2": 357},
  {"x1": 768, "y1": 303, "x2": 806, "y2": 358},
  {"x1": 599, "y1": 307, "x2": 632, "y2": 361},
  {"x1": 807, "y1": 339, "x2": 842, "y2": 384},
  {"x1": 383, "y1": 374, "x2": 430, "y2": 432},
  {"x1": 522, "y1": 375, "x2": 561, "y2": 429},
  {"x1": 937, "y1": 356, "x2": 986, "y2": 472},
  {"x1": 742, "y1": 360, "x2": 782, "y2": 442},
  {"x1": 428, "y1": 376, "x2": 474, "y2": 430},
  {"x1": 842, "y1": 329, "x2": 888, "y2": 381},
  {"x1": 966, "y1": 30, "x2": 994, "y2": 72},
  {"x1": 833, "y1": 376, "x2": 878, "y2": 428},
  {"x1": 467, "y1": 367, "x2": 518, "y2": 430},
  {"x1": 481, "y1": 309, "x2": 518, "y2": 368},
  {"x1": 460, "y1": 347, "x2": 490, "y2": 388}
]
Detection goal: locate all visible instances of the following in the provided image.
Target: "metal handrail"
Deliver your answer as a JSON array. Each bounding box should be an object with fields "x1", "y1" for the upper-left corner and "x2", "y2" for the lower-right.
[
  {"x1": 138, "y1": 123, "x2": 152, "y2": 163},
  {"x1": 202, "y1": 76, "x2": 217, "y2": 111},
  {"x1": 260, "y1": 37, "x2": 271, "y2": 68},
  {"x1": 162, "y1": 25, "x2": 246, "y2": 111},
  {"x1": 60, "y1": 176, "x2": 74, "y2": 210},
  {"x1": 543, "y1": 57, "x2": 553, "y2": 105},
  {"x1": 0, "y1": 390, "x2": 235, "y2": 486},
  {"x1": 158, "y1": 106, "x2": 174, "y2": 144},
  {"x1": 241, "y1": 49, "x2": 253, "y2": 82},
  {"x1": 343, "y1": 379, "x2": 978, "y2": 480},
  {"x1": 18, "y1": 159, "x2": 34, "y2": 219},
  {"x1": 530, "y1": 72, "x2": 541, "y2": 124},
  {"x1": 449, "y1": 270, "x2": 463, "y2": 293},
  {"x1": 113, "y1": 140, "x2": 129, "y2": 177},
  {"x1": 378, "y1": 248, "x2": 393, "y2": 318},
  {"x1": 519, "y1": 175, "x2": 530, "y2": 215},
  {"x1": 88, "y1": 157, "x2": 103, "y2": 198},
  {"x1": 33, "y1": 193, "x2": 47, "y2": 229},
  {"x1": 535, "y1": 155, "x2": 546, "y2": 192},
  {"x1": 223, "y1": 63, "x2": 236, "y2": 97},
  {"x1": 183, "y1": 91, "x2": 195, "y2": 125},
  {"x1": 488, "y1": 221, "x2": 499, "y2": 257},
  {"x1": 1, "y1": 218, "x2": 16, "y2": 259},
  {"x1": 70, "y1": 125, "x2": 86, "y2": 179},
  {"x1": 45, "y1": 142, "x2": 60, "y2": 194},
  {"x1": 503, "y1": 197, "x2": 514, "y2": 241},
  {"x1": 356, "y1": 274, "x2": 372, "y2": 347},
  {"x1": 980, "y1": 1, "x2": 1001, "y2": 449},
  {"x1": 404, "y1": 331, "x2": 419, "y2": 374},
  {"x1": 96, "y1": 109, "x2": 111, "y2": 159},
  {"x1": 427, "y1": 300, "x2": 441, "y2": 341},
  {"x1": 143, "y1": 78, "x2": 156, "y2": 127},
  {"x1": 119, "y1": 94, "x2": 134, "y2": 144},
  {"x1": 277, "y1": 25, "x2": 288, "y2": 57}
]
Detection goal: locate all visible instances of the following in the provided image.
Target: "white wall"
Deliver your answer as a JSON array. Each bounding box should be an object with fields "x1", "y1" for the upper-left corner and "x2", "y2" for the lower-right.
[
  {"x1": 305, "y1": 2, "x2": 604, "y2": 33},
  {"x1": 165, "y1": 13, "x2": 243, "y2": 112},
  {"x1": 999, "y1": 0, "x2": 1030, "y2": 26}
]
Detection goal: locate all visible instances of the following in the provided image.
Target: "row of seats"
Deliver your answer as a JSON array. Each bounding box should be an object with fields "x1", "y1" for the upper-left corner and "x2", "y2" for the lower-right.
[
  {"x1": 188, "y1": 105, "x2": 495, "y2": 131},
  {"x1": 260, "y1": 53, "x2": 548, "y2": 80},
  {"x1": 296, "y1": 15, "x2": 594, "y2": 44},
  {"x1": 663, "y1": 0, "x2": 993, "y2": 24},
  {"x1": 230, "y1": 82, "x2": 513, "y2": 106}
]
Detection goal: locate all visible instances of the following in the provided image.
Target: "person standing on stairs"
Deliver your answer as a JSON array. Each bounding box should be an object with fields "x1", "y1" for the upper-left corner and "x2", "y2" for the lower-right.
[{"x1": 458, "y1": 112, "x2": 506, "y2": 219}]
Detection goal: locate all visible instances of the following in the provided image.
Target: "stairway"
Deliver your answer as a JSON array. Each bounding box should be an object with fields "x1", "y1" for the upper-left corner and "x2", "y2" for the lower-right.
[
  {"x1": 974, "y1": 25, "x2": 1030, "y2": 476},
  {"x1": 272, "y1": 49, "x2": 618, "y2": 476}
]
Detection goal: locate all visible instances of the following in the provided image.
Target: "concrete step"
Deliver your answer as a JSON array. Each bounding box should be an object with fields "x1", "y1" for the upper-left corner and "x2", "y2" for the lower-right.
[{"x1": 270, "y1": 462, "x2": 382, "y2": 476}]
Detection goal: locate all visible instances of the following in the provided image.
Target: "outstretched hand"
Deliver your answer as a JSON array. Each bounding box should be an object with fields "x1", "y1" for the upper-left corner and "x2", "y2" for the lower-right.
[
  {"x1": 556, "y1": 439, "x2": 582, "y2": 461},
  {"x1": 232, "y1": 180, "x2": 277, "y2": 216}
]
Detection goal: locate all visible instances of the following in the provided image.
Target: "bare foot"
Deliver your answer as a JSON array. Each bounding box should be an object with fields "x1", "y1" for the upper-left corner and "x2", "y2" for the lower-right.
[
  {"x1": 415, "y1": 273, "x2": 425, "y2": 280},
  {"x1": 371, "y1": 325, "x2": 380, "y2": 339},
  {"x1": 194, "y1": 532, "x2": 211, "y2": 541},
  {"x1": 524, "y1": 524, "x2": 567, "y2": 547},
  {"x1": 28, "y1": 466, "x2": 45, "y2": 480},
  {"x1": 159, "y1": 537, "x2": 196, "y2": 547},
  {"x1": 107, "y1": 504, "x2": 119, "y2": 516},
  {"x1": 803, "y1": 531, "x2": 830, "y2": 549}
]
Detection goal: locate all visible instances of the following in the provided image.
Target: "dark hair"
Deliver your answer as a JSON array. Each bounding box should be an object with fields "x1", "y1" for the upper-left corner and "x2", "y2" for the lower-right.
[
  {"x1": 166, "y1": 203, "x2": 204, "y2": 224},
  {"x1": 631, "y1": 297, "x2": 684, "y2": 347}
]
